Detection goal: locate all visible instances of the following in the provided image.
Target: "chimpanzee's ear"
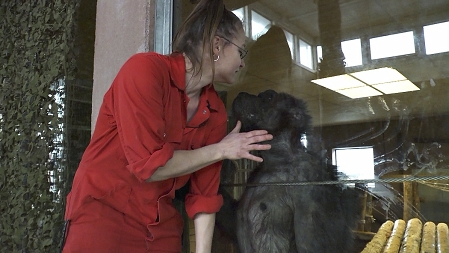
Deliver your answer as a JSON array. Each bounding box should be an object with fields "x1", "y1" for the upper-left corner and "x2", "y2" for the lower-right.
[{"x1": 258, "y1": 89, "x2": 278, "y2": 103}]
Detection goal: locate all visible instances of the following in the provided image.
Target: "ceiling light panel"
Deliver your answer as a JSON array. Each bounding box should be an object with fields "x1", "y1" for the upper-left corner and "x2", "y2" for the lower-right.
[
  {"x1": 372, "y1": 80, "x2": 420, "y2": 94},
  {"x1": 335, "y1": 86, "x2": 383, "y2": 99},
  {"x1": 311, "y1": 74, "x2": 365, "y2": 90},
  {"x1": 311, "y1": 67, "x2": 419, "y2": 99},
  {"x1": 350, "y1": 67, "x2": 406, "y2": 85}
]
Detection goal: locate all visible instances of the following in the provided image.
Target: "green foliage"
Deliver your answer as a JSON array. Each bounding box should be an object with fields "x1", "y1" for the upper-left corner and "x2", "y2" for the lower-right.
[{"x1": 0, "y1": 1, "x2": 79, "y2": 252}]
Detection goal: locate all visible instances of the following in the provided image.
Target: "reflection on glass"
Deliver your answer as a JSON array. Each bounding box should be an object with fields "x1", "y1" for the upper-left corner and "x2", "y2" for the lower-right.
[
  {"x1": 317, "y1": 45, "x2": 322, "y2": 62},
  {"x1": 232, "y1": 7, "x2": 244, "y2": 22},
  {"x1": 424, "y1": 21, "x2": 449, "y2": 55},
  {"x1": 370, "y1": 31, "x2": 415, "y2": 59},
  {"x1": 312, "y1": 68, "x2": 420, "y2": 98},
  {"x1": 299, "y1": 39, "x2": 313, "y2": 69},
  {"x1": 312, "y1": 74, "x2": 365, "y2": 90},
  {"x1": 352, "y1": 67, "x2": 409, "y2": 85},
  {"x1": 335, "y1": 85, "x2": 382, "y2": 99},
  {"x1": 283, "y1": 29, "x2": 294, "y2": 59},
  {"x1": 317, "y1": 39, "x2": 363, "y2": 68},
  {"x1": 341, "y1": 38, "x2": 362, "y2": 67},
  {"x1": 251, "y1": 10, "x2": 270, "y2": 40},
  {"x1": 372, "y1": 80, "x2": 420, "y2": 95},
  {"x1": 176, "y1": 0, "x2": 449, "y2": 250},
  {"x1": 333, "y1": 146, "x2": 375, "y2": 188}
]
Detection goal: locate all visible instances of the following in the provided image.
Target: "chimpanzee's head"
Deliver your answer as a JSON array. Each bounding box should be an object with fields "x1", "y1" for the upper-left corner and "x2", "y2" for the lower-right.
[{"x1": 231, "y1": 90, "x2": 312, "y2": 136}]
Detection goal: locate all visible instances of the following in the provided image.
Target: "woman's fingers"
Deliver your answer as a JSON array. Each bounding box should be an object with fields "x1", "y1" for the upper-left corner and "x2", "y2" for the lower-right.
[
  {"x1": 245, "y1": 153, "x2": 264, "y2": 163},
  {"x1": 244, "y1": 130, "x2": 273, "y2": 145},
  {"x1": 230, "y1": 120, "x2": 242, "y2": 133},
  {"x1": 221, "y1": 122, "x2": 273, "y2": 161},
  {"x1": 249, "y1": 143, "x2": 272, "y2": 151},
  {"x1": 240, "y1": 130, "x2": 272, "y2": 162},
  {"x1": 243, "y1": 129, "x2": 270, "y2": 137}
]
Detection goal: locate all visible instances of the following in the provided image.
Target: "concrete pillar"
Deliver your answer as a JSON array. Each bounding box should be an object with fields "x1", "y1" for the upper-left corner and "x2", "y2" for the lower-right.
[{"x1": 92, "y1": 0, "x2": 156, "y2": 129}]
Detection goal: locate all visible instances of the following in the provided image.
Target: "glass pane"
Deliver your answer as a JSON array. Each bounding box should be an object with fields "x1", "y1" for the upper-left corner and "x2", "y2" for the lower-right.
[
  {"x1": 317, "y1": 45, "x2": 322, "y2": 63},
  {"x1": 299, "y1": 39, "x2": 313, "y2": 69},
  {"x1": 370, "y1": 31, "x2": 416, "y2": 59},
  {"x1": 283, "y1": 29, "x2": 294, "y2": 59},
  {"x1": 342, "y1": 38, "x2": 362, "y2": 67},
  {"x1": 318, "y1": 39, "x2": 363, "y2": 67},
  {"x1": 175, "y1": 1, "x2": 449, "y2": 251},
  {"x1": 424, "y1": 21, "x2": 449, "y2": 55},
  {"x1": 232, "y1": 7, "x2": 244, "y2": 22},
  {"x1": 251, "y1": 10, "x2": 270, "y2": 40},
  {"x1": 333, "y1": 147, "x2": 375, "y2": 188}
]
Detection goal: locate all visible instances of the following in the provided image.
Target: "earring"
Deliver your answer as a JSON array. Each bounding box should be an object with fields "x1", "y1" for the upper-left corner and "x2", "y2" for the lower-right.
[{"x1": 214, "y1": 55, "x2": 220, "y2": 62}]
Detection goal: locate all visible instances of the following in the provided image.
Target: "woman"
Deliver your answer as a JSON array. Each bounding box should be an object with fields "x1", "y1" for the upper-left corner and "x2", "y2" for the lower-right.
[{"x1": 62, "y1": 0, "x2": 272, "y2": 252}]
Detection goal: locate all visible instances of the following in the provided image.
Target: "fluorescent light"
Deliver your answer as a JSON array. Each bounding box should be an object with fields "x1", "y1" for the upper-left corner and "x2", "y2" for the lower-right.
[
  {"x1": 335, "y1": 86, "x2": 382, "y2": 99},
  {"x1": 311, "y1": 74, "x2": 364, "y2": 90},
  {"x1": 311, "y1": 67, "x2": 419, "y2": 99},
  {"x1": 351, "y1": 67, "x2": 406, "y2": 85},
  {"x1": 372, "y1": 80, "x2": 420, "y2": 94}
]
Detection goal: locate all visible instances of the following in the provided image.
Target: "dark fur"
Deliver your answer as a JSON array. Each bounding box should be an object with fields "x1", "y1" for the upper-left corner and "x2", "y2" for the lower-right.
[{"x1": 231, "y1": 90, "x2": 361, "y2": 253}]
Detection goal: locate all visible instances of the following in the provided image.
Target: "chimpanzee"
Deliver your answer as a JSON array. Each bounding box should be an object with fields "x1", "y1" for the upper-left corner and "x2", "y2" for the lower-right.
[{"x1": 230, "y1": 90, "x2": 361, "y2": 253}]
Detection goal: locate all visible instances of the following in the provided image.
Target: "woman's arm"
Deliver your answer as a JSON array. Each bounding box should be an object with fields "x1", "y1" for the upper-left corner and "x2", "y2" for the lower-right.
[
  {"x1": 146, "y1": 121, "x2": 272, "y2": 182},
  {"x1": 193, "y1": 212, "x2": 216, "y2": 253}
]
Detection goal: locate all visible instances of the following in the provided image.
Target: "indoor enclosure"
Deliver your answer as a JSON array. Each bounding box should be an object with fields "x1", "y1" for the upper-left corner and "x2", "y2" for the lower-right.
[{"x1": 186, "y1": 0, "x2": 449, "y2": 252}]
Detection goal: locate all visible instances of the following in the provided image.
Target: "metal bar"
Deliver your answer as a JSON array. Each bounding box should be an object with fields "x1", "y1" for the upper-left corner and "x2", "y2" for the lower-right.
[
  {"x1": 221, "y1": 175, "x2": 449, "y2": 187},
  {"x1": 154, "y1": 0, "x2": 173, "y2": 54}
]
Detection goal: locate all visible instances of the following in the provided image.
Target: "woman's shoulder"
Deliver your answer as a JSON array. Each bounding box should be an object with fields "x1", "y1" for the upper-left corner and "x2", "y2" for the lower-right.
[
  {"x1": 127, "y1": 52, "x2": 169, "y2": 65},
  {"x1": 124, "y1": 52, "x2": 184, "y2": 72}
]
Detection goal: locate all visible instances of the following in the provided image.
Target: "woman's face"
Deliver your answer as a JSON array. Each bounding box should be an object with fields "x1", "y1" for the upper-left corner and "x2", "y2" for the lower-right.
[{"x1": 213, "y1": 28, "x2": 247, "y2": 84}]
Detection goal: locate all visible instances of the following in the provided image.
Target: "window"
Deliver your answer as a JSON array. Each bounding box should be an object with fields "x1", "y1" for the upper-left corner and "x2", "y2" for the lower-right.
[
  {"x1": 232, "y1": 7, "x2": 244, "y2": 23},
  {"x1": 370, "y1": 31, "x2": 415, "y2": 59},
  {"x1": 171, "y1": 0, "x2": 449, "y2": 239},
  {"x1": 299, "y1": 39, "x2": 313, "y2": 69},
  {"x1": 251, "y1": 11, "x2": 270, "y2": 40},
  {"x1": 333, "y1": 147, "x2": 375, "y2": 188},
  {"x1": 316, "y1": 38, "x2": 362, "y2": 68},
  {"x1": 341, "y1": 38, "x2": 362, "y2": 67},
  {"x1": 283, "y1": 30, "x2": 294, "y2": 59},
  {"x1": 317, "y1": 45, "x2": 322, "y2": 63},
  {"x1": 424, "y1": 21, "x2": 449, "y2": 55}
]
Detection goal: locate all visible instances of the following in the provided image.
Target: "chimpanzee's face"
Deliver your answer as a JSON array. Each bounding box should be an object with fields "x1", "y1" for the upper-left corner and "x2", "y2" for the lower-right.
[{"x1": 232, "y1": 90, "x2": 311, "y2": 135}]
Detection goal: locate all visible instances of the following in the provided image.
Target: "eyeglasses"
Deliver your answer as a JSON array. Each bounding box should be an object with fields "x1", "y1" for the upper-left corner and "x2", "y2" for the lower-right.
[{"x1": 220, "y1": 37, "x2": 248, "y2": 59}]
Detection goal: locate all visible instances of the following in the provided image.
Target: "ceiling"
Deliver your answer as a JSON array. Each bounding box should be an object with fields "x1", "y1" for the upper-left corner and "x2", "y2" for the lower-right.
[{"x1": 218, "y1": 0, "x2": 449, "y2": 126}]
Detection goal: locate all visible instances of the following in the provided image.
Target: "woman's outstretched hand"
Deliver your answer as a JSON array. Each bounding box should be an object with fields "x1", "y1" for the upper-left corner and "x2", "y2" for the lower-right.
[{"x1": 218, "y1": 121, "x2": 272, "y2": 162}]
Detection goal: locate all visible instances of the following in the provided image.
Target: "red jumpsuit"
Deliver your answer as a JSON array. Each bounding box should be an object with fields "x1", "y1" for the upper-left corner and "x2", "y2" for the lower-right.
[{"x1": 62, "y1": 52, "x2": 227, "y2": 252}]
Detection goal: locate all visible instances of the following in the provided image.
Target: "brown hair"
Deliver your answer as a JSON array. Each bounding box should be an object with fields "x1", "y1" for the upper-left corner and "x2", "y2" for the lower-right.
[{"x1": 172, "y1": 0, "x2": 243, "y2": 78}]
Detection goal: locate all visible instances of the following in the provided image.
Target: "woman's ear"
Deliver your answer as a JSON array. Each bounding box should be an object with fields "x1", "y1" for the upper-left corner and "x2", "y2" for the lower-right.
[{"x1": 213, "y1": 36, "x2": 221, "y2": 55}]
